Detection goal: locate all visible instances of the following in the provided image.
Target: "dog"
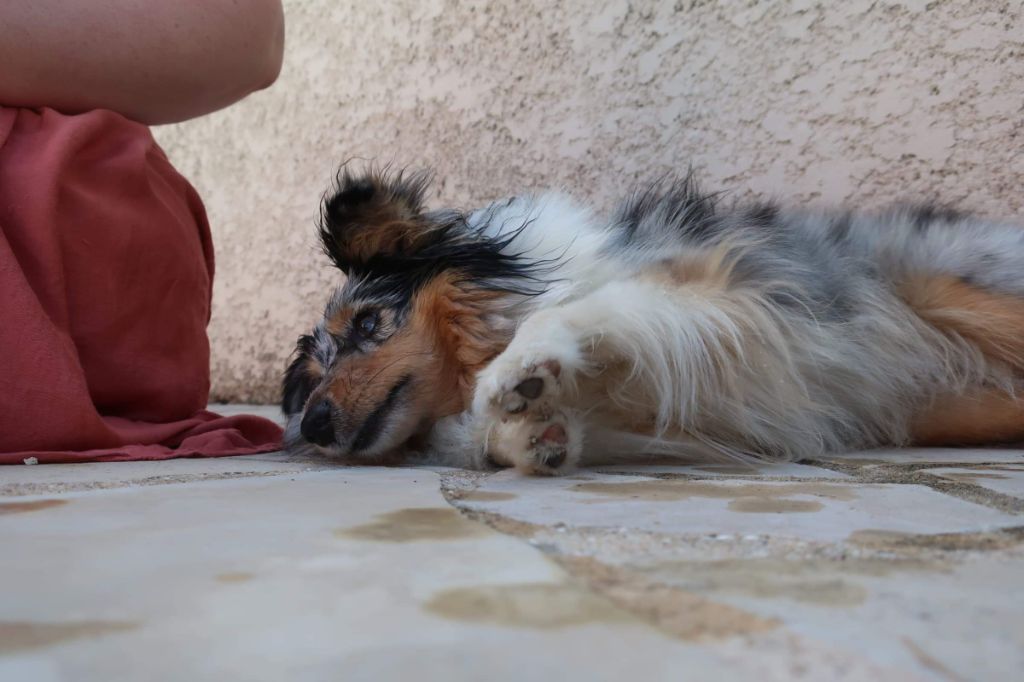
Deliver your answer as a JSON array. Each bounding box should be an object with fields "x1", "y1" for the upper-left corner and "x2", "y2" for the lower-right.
[{"x1": 281, "y1": 166, "x2": 1024, "y2": 474}]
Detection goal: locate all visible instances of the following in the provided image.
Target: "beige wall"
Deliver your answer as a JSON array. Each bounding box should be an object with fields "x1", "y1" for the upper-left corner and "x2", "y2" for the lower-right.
[{"x1": 155, "y1": 0, "x2": 1024, "y2": 404}]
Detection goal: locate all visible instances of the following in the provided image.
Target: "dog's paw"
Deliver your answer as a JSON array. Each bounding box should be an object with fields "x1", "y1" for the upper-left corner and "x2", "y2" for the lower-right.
[
  {"x1": 478, "y1": 358, "x2": 564, "y2": 421},
  {"x1": 472, "y1": 309, "x2": 583, "y2": 421},
  {"x1": 486, "y1": 409, "x2": 582, "y2": 475},
  {"x1": 472, "y1": 313, "x2": 586, "y2": 475}
]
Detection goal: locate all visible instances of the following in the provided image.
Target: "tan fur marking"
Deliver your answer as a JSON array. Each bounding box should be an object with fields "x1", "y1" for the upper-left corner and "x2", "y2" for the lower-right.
[
  {"x1": 911, "y1": 387, "x2": 1024, "y2": 445},
  {"x1": 346, "y1": 220, "x2": 430, "y2": 264},
  {"x1": 409, "y1": 274, "x2": 513, "y2": 414},
  {"x1": 901, "y1": 275, "x2": 1024, "y2": 444},
  {"x1": 324, "y1": 308, "x2": 352, "y2": 338},
  {"x1": 304, "y1": 356, "x2": 323, "y2": 379},
  {"x1": 901, "y1": 275, "x2": 1024, "y2": 370},
  {"x1": 644, "y1": 244, "x2": 738, "y2": 291},
  {"x1": 338, "y1": 308, "x2": 452, "y2": 418}
]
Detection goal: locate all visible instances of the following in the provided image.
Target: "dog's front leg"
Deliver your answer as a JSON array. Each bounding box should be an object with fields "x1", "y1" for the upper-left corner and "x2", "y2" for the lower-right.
[
  {"x1": 472, "y1": 278, "x2": 692, "y2": 474},
  {"x1": 471, "y1": 270, "x2": 811, "y2": 474}
]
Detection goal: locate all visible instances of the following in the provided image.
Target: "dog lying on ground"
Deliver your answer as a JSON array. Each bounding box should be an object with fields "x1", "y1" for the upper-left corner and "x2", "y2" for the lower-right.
[{"x1": 281, "y1": 166, "x2": 1024, "y2": 474}]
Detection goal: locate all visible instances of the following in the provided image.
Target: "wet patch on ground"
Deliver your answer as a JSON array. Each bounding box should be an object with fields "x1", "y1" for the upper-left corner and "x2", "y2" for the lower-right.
[
  {"x1": 0, "y1": 620, "x2": 138, "y2": 654},
  {"x1": 555, "y1": 556, "x2": 781, "y2": 641},
  {"x1": 902, "y1": 637, "x2": 969, "y2": 682},
  {"x1": 336, "y1": 507, "x2": 492, "y2": 542},
  {"x1": 728, "y1": 498, "x2": 824, "y2": 513},
  {"x1": 216, "y1": 572, "x2": 255, "y2": 583},
  {"x1": 424, "y1": 582, "x2": 635, "y2": 629},
  {"x1": 635, "y1": 556, "x2": 945, "y2": 608},
  {"x1": 848, "y1": 527, "x2": 1024, "y2": 552},
  {"x1": 573, "y1": 480, "x2": 856, "y2": 512},
  {"x1": 803, "y1": 459, "x2": 1024, "y2": 513},
  {"x1": 458, "y1": 491, "x2": 518, "y2": 502},
  {"x1": 0, "y1": 498, "x2": 68, "y2": 515}
]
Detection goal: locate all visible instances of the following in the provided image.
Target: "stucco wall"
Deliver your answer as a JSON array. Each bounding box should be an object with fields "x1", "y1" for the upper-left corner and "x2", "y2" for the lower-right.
[{"x1": 155, "y1": 0, "x2": 1024, "y2": 404}]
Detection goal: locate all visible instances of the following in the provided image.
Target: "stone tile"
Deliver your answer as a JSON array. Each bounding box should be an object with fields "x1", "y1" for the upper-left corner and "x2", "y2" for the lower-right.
[
  {"x1": 820, "y1": 447, "x2": 1024, "y2": 466},
  {"x1": 459, "y1": 469, "x2": 1024, "y2": 680},
  {"x1": 0, "y1": 453, "x2": 335, "y2": 497},
  {"x1": 457, "y1": 471, "x2": 1019, "y2": 542},
  {"x1": 4, "y1": 466, "x2": 1014, "y2": 679},
  {"x1": 594, "y1": 460, "x2": 850, "y2": 479},
  {"x1": 629, "y1": 551, "x2": 1024, "y2": 681},
  {"x1": 0, "y1": 469, "x2": 780, "y2": 682},
  {"x1": 923, "y1": 465, "x2": 1024, "y2": 499}
]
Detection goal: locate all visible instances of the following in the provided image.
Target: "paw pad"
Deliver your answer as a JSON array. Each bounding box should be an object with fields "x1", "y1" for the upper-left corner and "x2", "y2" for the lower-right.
[
  {"x1": 540, "y1": 423, "x2": 568, "y2": 444},
  {"x1": 492, "y1": 359, "x2": 563, "y2": 421},
  {"x1": 514, "y1": 377, "x2": 545, "y2": 399},
  {"x1": 529, "y1": 422, "x2": 569, "y2": 469}
]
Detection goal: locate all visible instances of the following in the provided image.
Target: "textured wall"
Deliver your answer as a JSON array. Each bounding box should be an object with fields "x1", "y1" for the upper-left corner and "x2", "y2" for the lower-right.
[{"x1": 155, "y1": 0, "x2": 1024, "y2": 404}]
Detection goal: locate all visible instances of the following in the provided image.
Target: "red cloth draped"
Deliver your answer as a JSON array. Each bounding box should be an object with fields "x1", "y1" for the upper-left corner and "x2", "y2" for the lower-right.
[{"x1": 0, "y1": 107, "x2": 282, "y2": 463}]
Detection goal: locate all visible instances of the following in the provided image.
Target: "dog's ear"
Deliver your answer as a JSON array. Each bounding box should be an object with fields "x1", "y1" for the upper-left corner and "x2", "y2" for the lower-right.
[
  {"x1": 281, "y1": 335, "x2": 320, "y2": 416},
  {"x1": 319, "y1": 168, "x2": 434, "y2": 273}
]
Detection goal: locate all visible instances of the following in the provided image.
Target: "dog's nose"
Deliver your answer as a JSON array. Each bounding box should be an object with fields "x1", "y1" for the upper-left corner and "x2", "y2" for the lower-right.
[{"x1": 301, "y1": 400, "x2": 336, "y2": 446}]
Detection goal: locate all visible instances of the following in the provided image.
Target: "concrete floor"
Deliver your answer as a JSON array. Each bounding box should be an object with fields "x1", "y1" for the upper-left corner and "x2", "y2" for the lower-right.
[{"x1": 2, "y1": 405, "x2": 1022, "y2": 681}]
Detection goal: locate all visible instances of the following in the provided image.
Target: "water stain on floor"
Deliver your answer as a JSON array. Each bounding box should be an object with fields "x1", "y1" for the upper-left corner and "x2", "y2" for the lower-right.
[
  {"x1": 0, "y1": 499, "x2": 67, "y2": 515},
  {"x1": 216, "y1": 572, "x2": 255, "y2": 583},
  {"x1": 336, "y1": 507, "x2": 491, "y2": 542},
  {"x1": 902, "y1": 637, "x2": 968, "y2": 682},
  {"x1": 556, "y1": 556, "x2": 780, "y2": 641},
  {"x1": 727, "y1": 497, "x2": 824, "y2": 513},
  {"x1": 424, "y1": 583, "x2": 634, "y2": 629},
  {"x1": 0, "y1": 620, "x2": 138, "y2": 654},
  {"x1": 459, "y1": 491, "x2": 518, "y2": 502},
  {"x1": 573, "y1": 480, "x2": 855, "y2": 513},
  {"x1": 848, "y1": 527, "x2": 1024, "y2": 551},
  {"x1": 639, "y1": 556, "x2": 943, "y2": 608},
  {"x1": 926, "y1": 464, "x2": 1024, "y2": 489}
]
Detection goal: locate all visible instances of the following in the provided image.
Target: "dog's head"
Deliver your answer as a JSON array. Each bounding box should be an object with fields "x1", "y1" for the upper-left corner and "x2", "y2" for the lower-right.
[{"x1": 282, "y1": 168, "x2": 533, "y2": 459}]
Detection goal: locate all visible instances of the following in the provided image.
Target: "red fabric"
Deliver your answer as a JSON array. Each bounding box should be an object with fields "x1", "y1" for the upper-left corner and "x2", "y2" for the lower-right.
[{"x1": 0, "y1": 107, "x2": 282, "y2": 463}]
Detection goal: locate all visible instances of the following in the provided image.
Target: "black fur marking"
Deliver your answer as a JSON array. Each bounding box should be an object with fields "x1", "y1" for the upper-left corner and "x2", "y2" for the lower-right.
[
  {"x1": 351, "y1": 374, "x2": 411, "y2": 453},
  {"x1": 828, "y1": 212, "x2": 853, "y2": 244},
  {"x1": 345, "y1": 213, "x2": 553, "y2": 307},
  {"x1": 907, "y1": 204, "x2": 964, "y2": 232},
  {"x1": 281, "y1": 334, "x2": 319, "y2": 416},
  {"x1": 334, "y1": 177, "x2": 376, "y2": 206},
  {"x1": 613, "y1": 173, "x2": 720, "y2": 245},
  {"x1": 745, "y1": 202, "x2": 780, "y2": 228}
]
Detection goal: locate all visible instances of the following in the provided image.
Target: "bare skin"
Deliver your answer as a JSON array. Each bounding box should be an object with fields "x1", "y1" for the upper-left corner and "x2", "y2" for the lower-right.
[{"x1": 0, "y1": 1, "x2": 285, "y2": 125}]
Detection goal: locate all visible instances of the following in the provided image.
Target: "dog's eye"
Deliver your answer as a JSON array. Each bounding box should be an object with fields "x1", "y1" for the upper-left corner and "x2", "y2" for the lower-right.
[{"x1": 354, "y1": 310, "x2": 379, "y2": 337}]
